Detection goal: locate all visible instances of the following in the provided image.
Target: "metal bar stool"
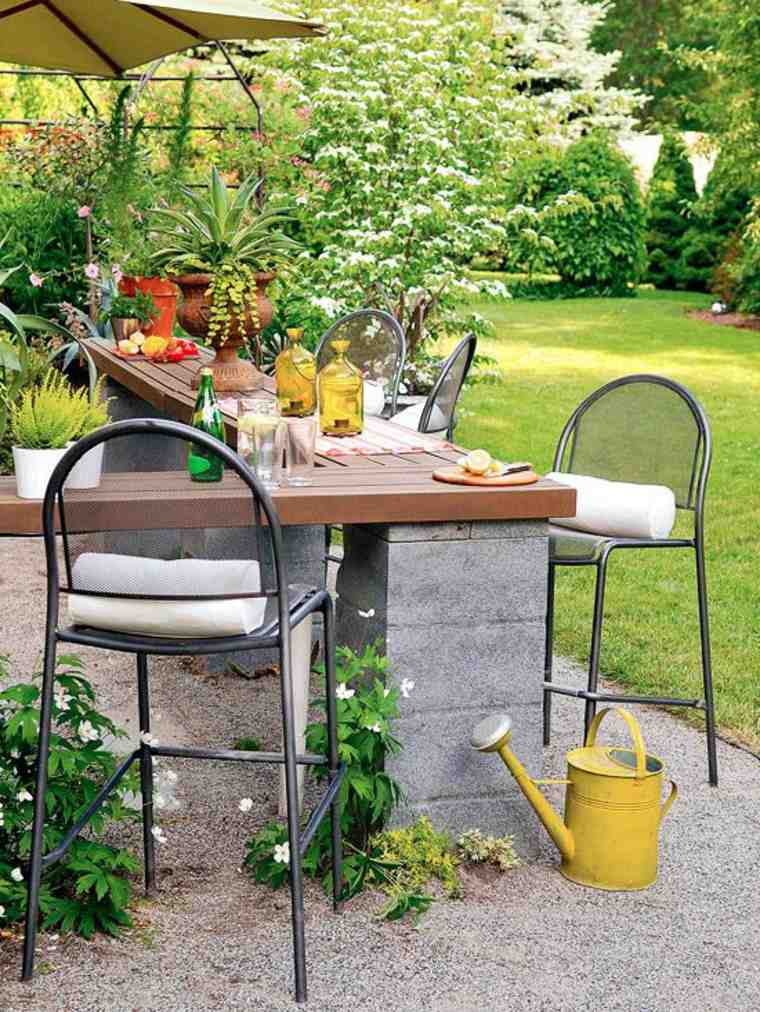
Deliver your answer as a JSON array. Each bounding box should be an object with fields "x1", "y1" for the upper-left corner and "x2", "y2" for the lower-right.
[
  {"x1": 543, "y1": 374, "x2": 718, "y2": 785},
  {"x1": 21, "y1": 418, "x2": 345, "y2": 1003}
]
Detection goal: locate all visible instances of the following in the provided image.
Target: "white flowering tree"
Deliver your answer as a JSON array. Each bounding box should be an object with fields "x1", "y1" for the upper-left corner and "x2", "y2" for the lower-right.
[{"x1": 238, "y1": 0, "x2": 639, "y2": 355}]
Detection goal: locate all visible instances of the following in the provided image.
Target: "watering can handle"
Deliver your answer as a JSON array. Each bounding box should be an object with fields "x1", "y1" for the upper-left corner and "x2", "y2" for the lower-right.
[
  {"x1": 584, "y1": 707, "x2": 648, "y2": 779},
  {"x1": 660, "y1": 780, "x2": 678, "y2": 823}
]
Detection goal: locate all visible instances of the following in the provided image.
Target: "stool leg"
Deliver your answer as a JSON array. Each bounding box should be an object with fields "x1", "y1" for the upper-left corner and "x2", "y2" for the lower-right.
[
  {"x1": 323, "y1": 596, "x2": 343, "y2": 913},
  {"x1": 21, "y1": 638, "x2": 57, "y2": 981},
  {"x1": 137, "y1": 653, "x2": 156, "y2": 894},
  {"x1": 280, "y1": 630, "x2": 307, "y2": 1003},
  {"x1": 543, "y1": 562, "x2": 556, "y2": 746},
  {"x1": 584, "y1": 554, "x2": 610, "y2": 741},
  {"x1": 695, "y1": 540, "x2": 719, "y2": 786}
]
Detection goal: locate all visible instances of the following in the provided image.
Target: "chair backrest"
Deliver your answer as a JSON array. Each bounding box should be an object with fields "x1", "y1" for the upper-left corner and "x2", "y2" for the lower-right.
[
  {"x1": 315, "y1": 309, "x2": 406, "y2": 414},
  {"x1": 553, "y1": 374, "x2": 711, "y2": 514},
  {"x1": 419, "y1": 333, "x2": 477, "y2": 441},
  {"x1": 41, "y1": 418, "x2": 291, "y2": 634}
]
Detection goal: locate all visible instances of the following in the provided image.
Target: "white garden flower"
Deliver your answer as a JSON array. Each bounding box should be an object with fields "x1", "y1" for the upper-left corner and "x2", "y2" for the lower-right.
[
  {"x1": 238, "y1": 798, "x2": 254, "y2": 813},
  {"x1": 383, "y1": 688, "x2": 391, "y2": 698},
  {"x1": 358, "y1": 608, "x2": 375, "y2": 619},
  {"x1": 16, "y1": 789, "x2": 33, "y2": 803},
  {"x1": 151, "y1": 826, "x2": 167, "y2": 844},
  {"x1": 53, "y1": 686, "x2": 71, "y2": 712},
  {"x1": 400, "y1": 679, "x2": 415, "y2": 699},
  {"x1": 0, "y1": 905, "x2": 5, "y2": 918},
  {"x1": 365, "y1": 723, "x2": 382, "y2": 733},
  {"x1": 335, "y1": 684, "x2": 355, "y2": 701},
  {"x1": 273, "y1": 842, "x2": 290, "y2": 865},
  {"x1": 11, "y1": 867, "x2": 23, "y2": 882},
  {"x1": 78, "y1": 721, "x2": 99, "y2": 743}
]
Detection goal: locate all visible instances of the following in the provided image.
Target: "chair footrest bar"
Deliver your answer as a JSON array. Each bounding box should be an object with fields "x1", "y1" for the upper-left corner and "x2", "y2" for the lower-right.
[
  {"x1": 543, "y1": 682, "x2": 702, "y2": 708},
  {"x1": 152, "y1": 745, "x2": 327, "y2": 766},
  {"x1": 40, "y1": 750, "x2": 140, "y2": 868},
  {"x1": 299, "y1": 764, "x2": 347, "y2": 855}
]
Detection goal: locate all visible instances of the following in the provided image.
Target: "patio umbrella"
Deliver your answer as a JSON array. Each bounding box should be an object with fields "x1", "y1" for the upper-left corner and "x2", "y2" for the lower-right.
[{"x1": 0, "y1": 0, "x2": 326, "y2": 77}]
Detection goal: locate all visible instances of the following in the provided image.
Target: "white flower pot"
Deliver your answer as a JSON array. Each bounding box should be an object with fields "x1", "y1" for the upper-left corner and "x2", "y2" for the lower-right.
[
  {"x1": 66, "y1": 442, "x2": 105, "y2": 490},
  {"x1": 12, "y1": 446, "x2": 70, "y2": 500}
]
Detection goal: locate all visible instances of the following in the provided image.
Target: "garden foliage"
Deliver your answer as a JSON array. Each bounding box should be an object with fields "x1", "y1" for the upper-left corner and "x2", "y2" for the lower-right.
[
  {"x1": 645, "y1": 132, "x2": 698, "y2": 290},
  {"x1": 504, "y1": 135, "x2": 647, "y2": 295},
  {"x1": 0, "y1": 655, "x2": 138, "y2": 937}
]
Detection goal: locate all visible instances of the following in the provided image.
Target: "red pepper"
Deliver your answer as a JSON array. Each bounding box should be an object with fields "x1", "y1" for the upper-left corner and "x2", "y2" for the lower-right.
[
  {"x1": 166, "y1": 348, "x2": 185, "y2": 363},
  {"x1": 180, "y1": 341, "x2": 199, "y2": 357}
]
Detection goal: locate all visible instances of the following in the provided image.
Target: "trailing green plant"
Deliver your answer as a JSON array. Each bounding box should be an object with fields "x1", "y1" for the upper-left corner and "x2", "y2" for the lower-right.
[
  {"x1": 645, "y1": 131, "x2": 698, "y2": 290},
  {"x1": 100, "y1": 291, "x2": 157, "y2": 326},
  {"x1": 10, "y1": 370, "x2": 91, "y2": 449},
  {"x1": 457, "y1": 828, "x2": 521, "y2": 872},
  {"x1": 0, "y1": 654, "x2": 139, "y2": 937}
]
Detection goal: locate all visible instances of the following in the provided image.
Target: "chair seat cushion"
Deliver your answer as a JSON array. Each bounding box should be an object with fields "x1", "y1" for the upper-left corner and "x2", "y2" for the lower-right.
[
  {"x1": 391, "y1": 401, "x2": 447, "y2": 436},
  {"x1": 546, "y1": 472, "x2": 676, "y2": 540},
  {"x1": 68, "y1": 554, "x2": 266, "y2": 639},
  {"x1": 549, "y1": 525, "x2": 609, "y2": 562}
]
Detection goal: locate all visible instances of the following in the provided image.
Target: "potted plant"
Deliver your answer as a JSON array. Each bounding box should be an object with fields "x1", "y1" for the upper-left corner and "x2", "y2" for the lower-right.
[
  {"x1": 100, "y1": 291, "x2": 158, "y2": 342},
  {"x1": 148, "y1": 167, "x2": 301, "y2": 391},
  {"x1": 10, "y1": 371, "x2": 91, "y2": 499},
  {"x1": 66, "y1": 377, "x2": 110, "y2": 490}
]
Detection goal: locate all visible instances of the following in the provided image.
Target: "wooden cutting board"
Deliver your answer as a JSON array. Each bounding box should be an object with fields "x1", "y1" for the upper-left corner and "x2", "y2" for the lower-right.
[{"x1": 432, "y1": 466, "x2": 539, "y2": 487}]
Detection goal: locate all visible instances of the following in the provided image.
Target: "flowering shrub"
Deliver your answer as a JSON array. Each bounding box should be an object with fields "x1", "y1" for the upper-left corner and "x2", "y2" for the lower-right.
[
  {"x1": 0, "y1": 654, "x2": 138, "y2": 937},
  {"x1": 244, "y1": 0, "x2": 640, "y2": 351}
]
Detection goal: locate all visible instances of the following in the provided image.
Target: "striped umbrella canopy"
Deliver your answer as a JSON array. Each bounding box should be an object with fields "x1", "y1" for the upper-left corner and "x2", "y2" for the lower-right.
[{"x1": 0, "y1": 0, "x2": 326, "y2": 77}]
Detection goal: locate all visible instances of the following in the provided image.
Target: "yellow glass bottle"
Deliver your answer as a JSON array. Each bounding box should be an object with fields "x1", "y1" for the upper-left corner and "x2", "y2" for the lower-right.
[
  {"x1": 318, "y1": 338, "x2": 363, "y2": 436},
  {"x1": 275, "y1": 327, "x2": 317, "y2": 417}
]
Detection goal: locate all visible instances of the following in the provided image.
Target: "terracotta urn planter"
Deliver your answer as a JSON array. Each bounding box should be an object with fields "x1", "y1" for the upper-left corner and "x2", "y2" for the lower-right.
[
  {"x1": 171, "y1": 271, "x2": 275, "y2": 392},
  {"x1": 119, "y1": 276, "x2": 178, "y2": 339}
]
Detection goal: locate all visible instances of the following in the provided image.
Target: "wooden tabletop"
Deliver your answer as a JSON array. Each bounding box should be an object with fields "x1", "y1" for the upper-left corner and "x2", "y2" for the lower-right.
[{"x1": 0, "y1": 338, "x2": 576, "y2": 535}]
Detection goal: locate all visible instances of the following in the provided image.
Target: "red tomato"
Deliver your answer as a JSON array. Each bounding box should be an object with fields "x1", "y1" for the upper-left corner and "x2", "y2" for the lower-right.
[
  {"x1": 181, "y1": 341, "x2": 199, "y2": 357},
  {"x1": 166, "y1": 348, "x2": 185, "y2": 363}
]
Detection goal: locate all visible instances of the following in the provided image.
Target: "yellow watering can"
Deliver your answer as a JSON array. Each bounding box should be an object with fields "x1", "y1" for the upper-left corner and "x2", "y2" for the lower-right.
[{"x1": 471, "y1": 707, "x2": 677, "y2": 891}]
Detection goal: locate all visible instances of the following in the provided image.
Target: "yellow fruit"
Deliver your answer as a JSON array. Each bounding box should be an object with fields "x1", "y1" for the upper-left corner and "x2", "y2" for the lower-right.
[
  {"x1": 142, "y1": 335, "x2": 169, "y2": 359},
  {"x1": 118, "y1": 339, "x2": 139, "y2": 356},
  {"x1": 464, "y1": 449, "x2": 492, "y2": 475}
]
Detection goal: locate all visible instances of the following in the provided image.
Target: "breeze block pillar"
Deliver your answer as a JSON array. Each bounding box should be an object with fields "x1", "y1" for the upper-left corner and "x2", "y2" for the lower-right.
[{"x1": 337, "y1": 520, "x2": 548, "y2": 858}]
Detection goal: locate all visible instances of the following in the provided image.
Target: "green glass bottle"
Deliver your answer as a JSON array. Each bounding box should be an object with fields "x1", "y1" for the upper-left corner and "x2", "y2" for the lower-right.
[{"x1": 188, "y1": 367, "x2": 225, "y2": 482}]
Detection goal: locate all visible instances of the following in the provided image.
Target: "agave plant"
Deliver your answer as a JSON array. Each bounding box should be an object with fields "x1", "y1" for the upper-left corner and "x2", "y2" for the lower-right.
[{"x1": 148, "y1": 167, "x2": 302, "y2": 276}]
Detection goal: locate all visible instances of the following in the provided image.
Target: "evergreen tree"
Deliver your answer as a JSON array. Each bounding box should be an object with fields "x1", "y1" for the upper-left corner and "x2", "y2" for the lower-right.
[
  {"x1": 675, "y1": 149, "x2": 753, "y2": 292},
  {"x1": 645, "y1": 131, "x2": 697, "y2": 289}
]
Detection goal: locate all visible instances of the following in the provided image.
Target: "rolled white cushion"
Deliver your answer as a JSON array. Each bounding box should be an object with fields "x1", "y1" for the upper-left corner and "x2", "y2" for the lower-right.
[
  {"x1": 363, "y1": 380, "x2": 386, "y2": 417},
  {"x1": 391, "y1": 402, "x2": 448, "y2": 436},
  {"x1": 547, "y1": 472, "x2": 676, "y2": 540},
  {"x1": 69, "y1": 554, "x2": 266, "y2": 638}
]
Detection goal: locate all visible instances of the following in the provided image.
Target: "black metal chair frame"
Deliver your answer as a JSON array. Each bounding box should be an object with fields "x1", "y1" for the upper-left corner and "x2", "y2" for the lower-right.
[
  {"x1": 543, "y1": 374, "x2": 718, "y2": 786},
  {"x1": 315, "y1": 308, "x2": 407, "y2": 416},
  {"x1": 417, "y1": 333, "x2": 477, "y2": 441},
  {"x1": 21, "y1": 418, "x2": 345, "y2": 1004}
]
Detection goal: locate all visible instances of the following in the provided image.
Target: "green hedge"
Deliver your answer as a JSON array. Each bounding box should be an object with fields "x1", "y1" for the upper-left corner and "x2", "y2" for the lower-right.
[{"x1": 645, "y1": 131, "x2": 697, "y2": 290}]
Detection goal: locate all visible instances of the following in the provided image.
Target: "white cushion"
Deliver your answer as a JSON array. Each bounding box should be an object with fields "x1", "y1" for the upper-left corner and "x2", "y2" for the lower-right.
[
  {"x1": 363, "y1": 380, "x2": 386, "y2": 417},
  {"x1": 391, "y1": 402, "x2": 448, "y2": 436},
  {"x1": 69, "y1": 554, "x2": 266, "y2": 638},
  {"x1": 547, "y1": 473, "x2": 676, "y2": 540}
]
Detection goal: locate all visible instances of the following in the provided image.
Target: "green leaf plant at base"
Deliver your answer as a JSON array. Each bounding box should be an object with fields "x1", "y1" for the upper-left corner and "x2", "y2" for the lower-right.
[
  {"x1": 0, "y1": 654, "x2": 139, "y2": 938},
  {"x1": 243, "y1": 644, "x2": 520, "y2": 921}
]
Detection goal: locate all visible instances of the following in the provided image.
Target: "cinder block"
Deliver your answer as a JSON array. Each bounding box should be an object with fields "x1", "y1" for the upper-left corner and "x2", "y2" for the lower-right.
[
  {"x1": 358, "y1": 521, "x2": 472, "y2": 543},
  {"x1": 103, "y1": 382, "x2": 184, "y2": 473},
  {"x1": 386, "y1": 704, "x2": 543, "y2": 804},
  {"x1": 385, "y1": 621, "x2": 545, "y2": 711},
  {"x1": 385, "y1": 537, "x2": 547, "y2": 626},
  {"x1": 470, "y1": 520, "x2": 548, "y2": 540}
]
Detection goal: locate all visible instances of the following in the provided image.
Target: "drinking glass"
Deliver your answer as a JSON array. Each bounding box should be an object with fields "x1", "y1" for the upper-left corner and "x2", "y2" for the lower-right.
[
  {"x1": 285, "y1": 414, "x2": 318, "y2": 486},
  {"x1": 237, "y1": 398, "x2": 285, "y2": 490}
]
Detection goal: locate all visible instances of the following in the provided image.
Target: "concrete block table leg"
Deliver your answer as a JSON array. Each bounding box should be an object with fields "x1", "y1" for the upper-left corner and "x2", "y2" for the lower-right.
[{"x1": 336, "y1": 520, "x2": 549, "y2": 858}]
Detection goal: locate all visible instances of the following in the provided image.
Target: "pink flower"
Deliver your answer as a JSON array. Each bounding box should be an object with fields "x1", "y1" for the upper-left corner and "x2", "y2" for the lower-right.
[
  {"x1": 295, "y1": 106, "x2": 311, "y2": 122},
  {"x1": 78, "y1": 205, "x2": 92, "y2": 219},
  {"x1": 84, "y1": 262, "x2": 99, "y2": 280},
  {"x1": 274, "y1": 79, "x2": 291, "y2": 94},
  {"x1": 29, "y1": 273, "x2": 44, "y2": 288},
  {"x1": 111, "y1": 263, "x2": 123, "y2": 284}
]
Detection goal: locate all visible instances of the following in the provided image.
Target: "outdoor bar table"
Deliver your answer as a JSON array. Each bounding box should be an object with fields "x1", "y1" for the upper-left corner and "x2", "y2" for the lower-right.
[{"x1": 0, "y1": 338, "x2": 576, "y2": 856}]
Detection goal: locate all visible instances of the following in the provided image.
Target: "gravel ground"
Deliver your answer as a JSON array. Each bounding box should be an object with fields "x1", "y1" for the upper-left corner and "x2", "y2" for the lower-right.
[{"x1": 1, "y1": 536, "x2": 758, "y2": 1012}]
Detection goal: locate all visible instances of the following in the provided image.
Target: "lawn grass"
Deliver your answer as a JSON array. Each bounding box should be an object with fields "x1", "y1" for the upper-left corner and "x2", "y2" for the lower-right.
[{"x1": 449, "y1": 288, "x2": 760, "y2": 746}]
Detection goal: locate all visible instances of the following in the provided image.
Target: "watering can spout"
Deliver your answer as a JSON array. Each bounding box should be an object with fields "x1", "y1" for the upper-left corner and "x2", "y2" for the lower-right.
[{"x1": 471, "y1": 714, "x2": 576, "y2": 862}]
